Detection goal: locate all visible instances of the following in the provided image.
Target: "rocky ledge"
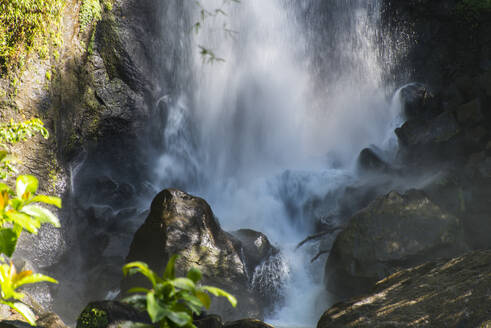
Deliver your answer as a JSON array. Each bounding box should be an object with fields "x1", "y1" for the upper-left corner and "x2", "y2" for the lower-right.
[{"x1": 319, "y1": 250, "x2": 491, "y2": 328}]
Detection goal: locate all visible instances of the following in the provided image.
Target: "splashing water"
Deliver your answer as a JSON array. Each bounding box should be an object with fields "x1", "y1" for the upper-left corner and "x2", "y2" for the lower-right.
[{"x1": 148, "y1": 0, "x2": 402, "y2": 326}]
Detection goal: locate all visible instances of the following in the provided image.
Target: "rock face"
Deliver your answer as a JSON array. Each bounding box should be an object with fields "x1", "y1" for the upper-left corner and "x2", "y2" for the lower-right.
[
  {"x1": 125, "y1": 189, "x2": 278, "y2": 320},
  {"x1": 318, "y1": 250, "x2": 491, "y2": 328},
  {"x1": 325, "y1": 189, "x2": 468, "y2": 298}
]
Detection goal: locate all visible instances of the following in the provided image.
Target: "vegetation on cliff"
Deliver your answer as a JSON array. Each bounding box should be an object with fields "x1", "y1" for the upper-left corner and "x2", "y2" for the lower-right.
[{"x1": 0, "y1": 0, "x2": 64, "y2": 76}]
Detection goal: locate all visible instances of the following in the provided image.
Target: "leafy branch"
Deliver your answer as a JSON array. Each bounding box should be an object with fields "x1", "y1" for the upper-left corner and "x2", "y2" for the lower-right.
[{"x1": 123, "y1": 255, "x2": 237, "y2": 328}]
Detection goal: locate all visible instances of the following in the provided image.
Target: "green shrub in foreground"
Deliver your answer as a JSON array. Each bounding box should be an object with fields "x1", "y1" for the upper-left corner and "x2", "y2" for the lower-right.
[{"x1": 123, "y1": 255, "x2": 237, "y2": 328}]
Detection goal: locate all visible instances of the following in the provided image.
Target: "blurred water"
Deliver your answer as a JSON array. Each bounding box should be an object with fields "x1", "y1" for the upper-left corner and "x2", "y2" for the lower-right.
[{"x1": 150, "y1": 0, "x2": 400, "y2": 326}]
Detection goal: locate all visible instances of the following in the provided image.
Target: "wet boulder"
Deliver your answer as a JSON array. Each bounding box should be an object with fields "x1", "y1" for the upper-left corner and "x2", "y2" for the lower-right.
[
  {"x1": 356, "y1": 147, "x2": 391, "y2": 174},
  {"x1": 318, "y1": 250, "x2": 491, "y2": 328},
  {"x1": 325, "y1": 189, "x2": 469, "y2": 298},
  {"x1": 400, "y1": 83, "x2": 440, "y2": 121},
  {"x1": 230, "y1": 229, "x2": 278, "y2": 277},
  {"x1": 124, "y1": 189, "x2": 276, "y2": 320},
  {"x1": 76, "y1": 301, "x2": 150, "y2": 328}
]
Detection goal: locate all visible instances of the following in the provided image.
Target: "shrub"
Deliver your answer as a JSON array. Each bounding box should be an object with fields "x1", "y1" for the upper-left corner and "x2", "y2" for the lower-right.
[{"x1": 123, "y1": 255, "x2": 237, "y2": 328}]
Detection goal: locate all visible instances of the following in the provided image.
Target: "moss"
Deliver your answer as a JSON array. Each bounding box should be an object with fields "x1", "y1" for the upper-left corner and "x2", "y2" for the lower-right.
[
  {"x1": 79, "y1": 0, "x2": 103, "y2": 33},
  {"x1": 0, "y1": 0, "x2": 65, "y2": 77},
  {"x1": 77, "y1": 307, "x2": 109, "y2": 328}
]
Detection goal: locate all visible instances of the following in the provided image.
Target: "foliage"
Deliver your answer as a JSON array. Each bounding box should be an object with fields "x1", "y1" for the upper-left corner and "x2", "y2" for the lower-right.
[
  {"x1": 0, "y1": 174, "x2": 60, "y2": 325},
  {"x1": 123, "y1": 255, "x2": 237, "y2": 328},
  {"x1": 193, "y1": 0, "x2": 240, "y2": 63},
  {"x1": 0, "y1": 260, "x2": 58, "y2": 325},
  {"x1": 457, "y1": 0, "x2": 491, "y2": 10},
  {"x1": 0, "y1": 119, "x2": 60, "y2": 325},
  {"x1": 79, "y1": 0, "x2": 103, "y2": 33},
  {"x1": 0, "y1": 119, "x2": 49, "y2": 180},
  {"x1": 78, "y1": 307, "x2": 109, "y2": 328},
  {"x1": 0, "y1": 0, "x2": 65, "y2": 76}
]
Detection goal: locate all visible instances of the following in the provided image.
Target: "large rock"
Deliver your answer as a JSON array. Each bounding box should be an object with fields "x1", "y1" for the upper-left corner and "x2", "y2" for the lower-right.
[
  {"x1": 325, "y1": 189, "x2": 469, "y2": 298},
  {"x1": 124, "y1": 189, "x2": 276, "y2": 320},
  {"x1": 76, "y1": 301, "x2": 150, "y2": 328},
  {"x1": 318, "y1": 250, "x2": 491, "y2": 328}
]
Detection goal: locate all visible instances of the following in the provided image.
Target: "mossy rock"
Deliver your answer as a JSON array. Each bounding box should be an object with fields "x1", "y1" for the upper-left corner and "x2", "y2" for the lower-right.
[{"x1": 76, "y1": 301, "x2": 150, "y2": 328}]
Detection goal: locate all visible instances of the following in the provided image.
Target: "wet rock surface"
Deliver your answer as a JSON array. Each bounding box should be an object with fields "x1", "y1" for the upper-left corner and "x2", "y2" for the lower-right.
[
  {"x1": 124, "y1": 189, "x2": 279, "y2": 320},
  {"x1": 325, "y1": 189, "x2": 468, "y2": 298},
  {"x1": 318, "y1": 250, "x2": 491, "y2": 328}
]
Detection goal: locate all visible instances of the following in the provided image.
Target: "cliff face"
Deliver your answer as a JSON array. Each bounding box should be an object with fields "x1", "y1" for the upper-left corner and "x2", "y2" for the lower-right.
[{"x1": 0, "y1": 0, "x2": 166, "y2": 321}]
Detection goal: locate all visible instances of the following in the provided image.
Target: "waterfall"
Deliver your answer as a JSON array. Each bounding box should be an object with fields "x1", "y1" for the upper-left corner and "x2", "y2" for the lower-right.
[{"x1": 150, "y1": 0, "x2": 399, "y2": 326}]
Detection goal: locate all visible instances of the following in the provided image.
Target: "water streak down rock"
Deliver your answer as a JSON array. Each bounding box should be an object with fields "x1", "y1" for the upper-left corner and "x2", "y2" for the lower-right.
[{"x1": 124, "y1": 189, "x2": 278, "y2": 320}]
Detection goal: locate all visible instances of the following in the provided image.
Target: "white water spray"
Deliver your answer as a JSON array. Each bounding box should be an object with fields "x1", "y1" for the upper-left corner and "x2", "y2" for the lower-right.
[{"x1": 154, "y1": 0, "x2": 401, "y2": 326}]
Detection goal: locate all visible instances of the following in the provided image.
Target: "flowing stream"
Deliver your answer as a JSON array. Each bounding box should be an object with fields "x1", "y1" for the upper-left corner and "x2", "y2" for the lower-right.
[{"x1": 150, "y1": 0, "x2": 400, "y2": 326}]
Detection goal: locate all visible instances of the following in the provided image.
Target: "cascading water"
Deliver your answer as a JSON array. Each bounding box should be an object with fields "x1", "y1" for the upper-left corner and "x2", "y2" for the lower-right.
[{"x1": 150, "y1": 0, "x2": 400, "y2": 326}]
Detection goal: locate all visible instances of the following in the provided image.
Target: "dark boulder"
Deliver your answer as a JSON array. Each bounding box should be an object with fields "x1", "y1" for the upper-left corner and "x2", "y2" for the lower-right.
[
  {"x1": 124, "y1": 189, "x2": 277, "y2": 320},
  {"x1": 325, "y1": 189, "x2": 469, "y2": 298},
  {"x1": 230, "y1": 229, "x2": 278, "y2": 277},
  {"x1": 400, "y1": 83, "x2": 440, "y2": 121},
  {"x1": 223, "y1": 319, "x2": 274, "y2": 328},
  {"x1": 357, "y1": 148, "x2": 391, "y2": 174},
  {"x1": 194, "y1": 315, "x2": 223, "y2": 328},
  {"x1": 318, "y1": 250, "x2": 491, "y2": 328},
  {"x1": 76, "y1": 301, "x2": 150, "y2": 328}
]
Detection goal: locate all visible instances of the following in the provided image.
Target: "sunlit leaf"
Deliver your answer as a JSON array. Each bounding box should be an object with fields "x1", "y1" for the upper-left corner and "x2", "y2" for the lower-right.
[
  {"x1": 5, "y1": 210, "x2": 40, "y2": 234},
  {"x1": 13, "y1": 273, "x2": 58, "y2": 289},
  {"x1": 30, "y1": 195, "x2": 61, "y2": 208},
  {"x1": 123, "y1": 261, "x2": 160, "y2": 287},
  {"x1": 195, "y1": 290, "x2": 211, "y2": 309},
  {"x1": 21, "y1": 205, "x2": 60, "y2": 227},
  {"x1": 16, "y1": 175, "x2": 38, "y2": 199},
  {"x1": 202, "y1": 286, "x2": 237, "y2": 307},
  {"x1": 10, "y1": 302, "x2": 36, "y2": 326}
]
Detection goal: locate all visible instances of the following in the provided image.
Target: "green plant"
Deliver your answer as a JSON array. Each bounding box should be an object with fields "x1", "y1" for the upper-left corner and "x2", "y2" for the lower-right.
[
  {"x1": 0, "y1": 0, "x2": 65, "y2": 76},
  {"x1": 0, "y1": 118, "x2": 49, "y2": 180},
  {"x1": 123, "y1": 255, "x2": 237, "y2": 328},
  {"x1": 0, "y1": 260, "x2": 57, "y2": 325},
  {"x1": 79, "y1": 0, "x2": 102, "y2": 32},
  {"x1": 0, "y1": 118, "x2": 61, "y2": 325}
]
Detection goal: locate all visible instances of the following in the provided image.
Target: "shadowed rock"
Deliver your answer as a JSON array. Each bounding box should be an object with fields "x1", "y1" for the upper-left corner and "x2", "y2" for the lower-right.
[{"x1": 325, "y1": 189, "x2": 469, "y2": 298}]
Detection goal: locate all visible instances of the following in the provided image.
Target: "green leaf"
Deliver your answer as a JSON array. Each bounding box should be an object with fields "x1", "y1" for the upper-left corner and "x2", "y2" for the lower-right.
[
  {"x1": 195, "y1": 290, "x2": 211, "y2": 309},
  {"x1": 21, "y1": 205, "x2": 60, "y2": 227},
  {"x1": 178, "y1": 293, "x2": 204, "y2": 314},
  {"x1": 146, "y1": 292, "x2": 167, "y2": 323},
  {"x1": 163, "y1": 254, "x2": 178, "y2": 280},
  {"x1": 13, "y1": 273, "x2": 58, "y2": 289},
  {"x1": 0, "y1": 183, "x2": 10, "y2": 192},
  {"x1": 30, "y1": 195, "x2": 61, "y2": 208},
  {"x1": 122, "y1": 294, "x2": 147, "y2": 312},
  {"x1": 202, "y1": 286, "x2": 237, "y2": 307},
  {"x1": 186, "y1": 267, "x2": 202, "y2": 283},
  {"x1": 165, "y1": 308, "x2": 193, "y2": 327},
  {"x1": 172, "y1": 277, "x2": 195, "y2": 291},
  {"x1": 6, "y1": 211, "x2": 40, "y2": 234},
  {"x1": 0, "y1": 228, "x2": 18, "y2": 257},
  {"x1": 127, "y1": 287, "x2": 150, "y2": 294},
  {"x1": 10, "y1": 302, "x2": 36, "y2": 326},
  {"x1": 123, "y1": 262, "x2": 160, "y2": 287},
  {"x1": 16, "y1": 175, "x2": 38, "y2": 199}
]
